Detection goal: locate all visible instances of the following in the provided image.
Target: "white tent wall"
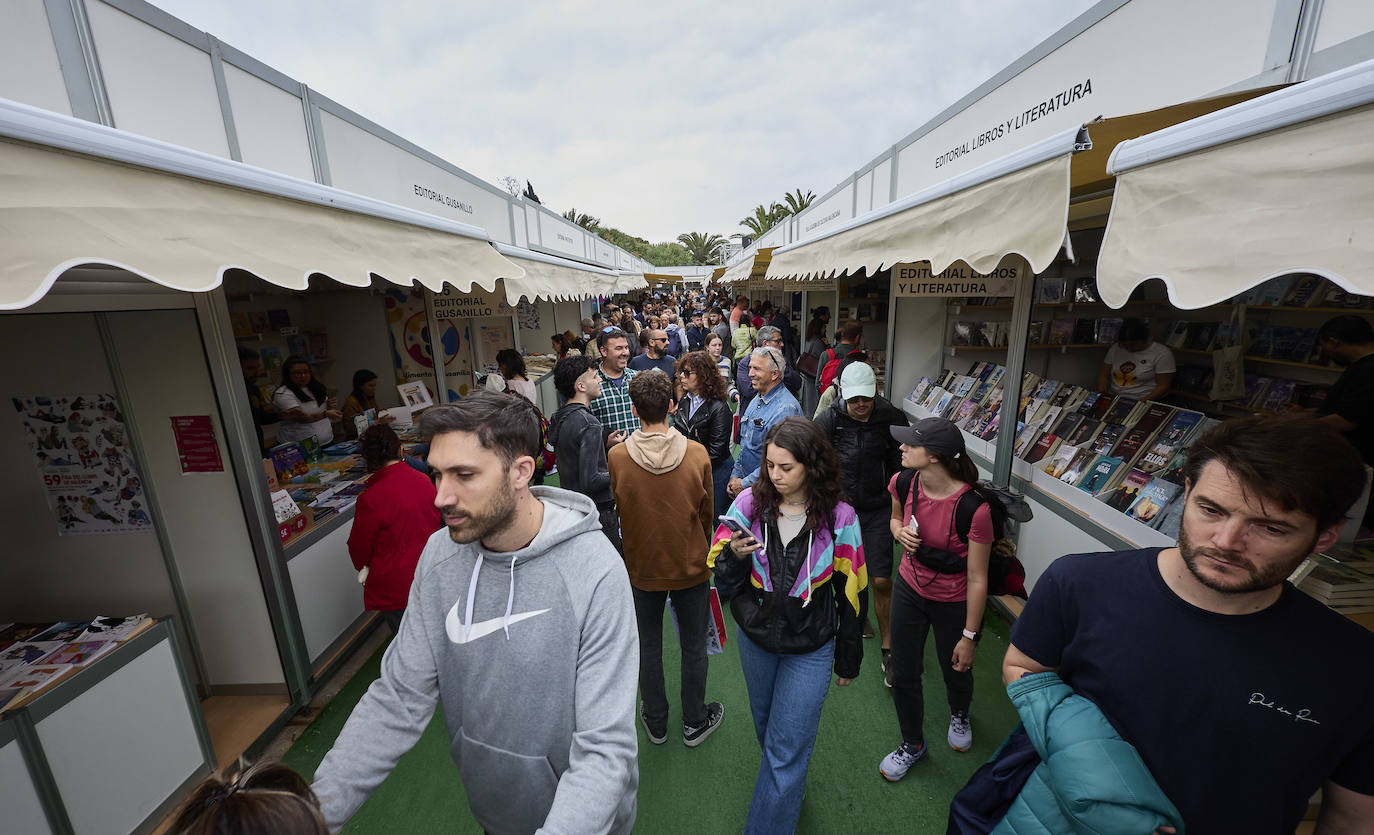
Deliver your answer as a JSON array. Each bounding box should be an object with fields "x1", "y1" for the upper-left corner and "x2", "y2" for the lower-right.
[
  {"x1": 0, "y1": 1, "x2": 72, "y2": 117},
  {"x1": 300, "y1": 289, "x2": 403, "y2": 411}
]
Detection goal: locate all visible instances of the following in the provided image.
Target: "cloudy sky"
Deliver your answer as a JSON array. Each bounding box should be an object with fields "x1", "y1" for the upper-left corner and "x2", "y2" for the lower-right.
[{"x1": 154, "y1": 0, "x2": 1098, "y2": 243}]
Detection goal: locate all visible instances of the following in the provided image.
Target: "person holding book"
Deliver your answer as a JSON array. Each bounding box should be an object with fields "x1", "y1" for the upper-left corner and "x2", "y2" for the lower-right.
[
  {"x1": 707, "y1": 417, "x2": 867, "y2": 834},
  {"x1": 1096, "y1": 318, "x2": 1175, "y2": 400},
  {"x1": 273, "y1": 356, "x2": 341, "y2": 446},
  {"x1": 341, "y1": 369, "x2": 396, "y2": 440},
  {"x1": 987, "y1": 416, "x2": 1374, "y2": 833},
  {"x1": 880, "y1": 417, "x2": 993, "y2": 781}
]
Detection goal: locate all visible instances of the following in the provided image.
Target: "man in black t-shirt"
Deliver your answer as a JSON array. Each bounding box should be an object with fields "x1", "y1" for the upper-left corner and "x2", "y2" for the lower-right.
[{"x1": 1002, "y1": 416, "x2": 1374, "y2": 833}]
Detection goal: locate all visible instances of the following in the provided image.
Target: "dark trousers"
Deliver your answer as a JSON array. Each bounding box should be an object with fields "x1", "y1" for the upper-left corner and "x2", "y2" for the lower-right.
[
  {"x1": 711, "y1": 456, "x2": 734, "y2": 521},
  {"x1": 889, "y1": 572, "x2": 973, "y2": 747},
  {"x1": 381, "y1": 609, "x2": 404, "y2": 634},
  {"x1": 598, "y1": 507, "x2": 623, "y2": 554},
  {"x1": 632, "y1": 581, "x2": 711, "y2": 729}
]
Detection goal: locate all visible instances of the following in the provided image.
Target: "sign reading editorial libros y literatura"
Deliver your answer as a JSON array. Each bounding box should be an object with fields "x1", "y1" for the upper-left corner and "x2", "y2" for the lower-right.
[
  {"x1": 12, "y1": 394, "x2": 153, "y2": 535},
  {"x1": 892, "y1": 262, "x2": 1022, "y2": 298}
]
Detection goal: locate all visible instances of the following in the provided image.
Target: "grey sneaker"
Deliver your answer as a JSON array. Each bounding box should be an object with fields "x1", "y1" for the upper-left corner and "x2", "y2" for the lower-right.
[
  {"x1": 640, "y1": 708, "x2": 667, "y2": 745},
  {"x1": 684, "y1": 702, "x2": 724, "y2": 747},
  {"x1": 948, "y1": 710, "x2": 972, "y2": 752},
  {"x1": 879, "y1": 741, "x2": 927, "y2": 782}
]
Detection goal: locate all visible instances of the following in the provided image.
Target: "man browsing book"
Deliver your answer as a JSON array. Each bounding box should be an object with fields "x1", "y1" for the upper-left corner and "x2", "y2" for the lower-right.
[{"x1": 980, "y1": 416, "x2": 1374, "y2": 833}]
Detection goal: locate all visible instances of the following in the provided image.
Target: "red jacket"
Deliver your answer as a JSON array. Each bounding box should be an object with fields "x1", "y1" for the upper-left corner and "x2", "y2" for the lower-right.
[{"x1": 347, "y1": 462, "x2": 441, "y2": 611}]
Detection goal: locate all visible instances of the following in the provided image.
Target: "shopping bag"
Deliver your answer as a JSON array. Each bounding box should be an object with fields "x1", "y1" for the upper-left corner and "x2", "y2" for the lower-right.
[
  {"x1": 1209, "y1": 305, "x2": 1246, "y2": 401},
  {"x1": 667, "y1": 586, "x2": 728, "y2": 656}
]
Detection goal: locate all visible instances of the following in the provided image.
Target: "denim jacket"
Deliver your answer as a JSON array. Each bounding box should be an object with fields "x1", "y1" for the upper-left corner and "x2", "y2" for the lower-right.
[{"x1": 731, "y1": 384, "x2": 802, "y2": 487}]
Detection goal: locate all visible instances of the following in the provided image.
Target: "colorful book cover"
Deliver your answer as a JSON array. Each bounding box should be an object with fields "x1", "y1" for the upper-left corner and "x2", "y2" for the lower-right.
[
  {"x1": 932, "y1": 391, "x2": 957, "y2": 416},
  {"x1": 1137, "y1": 411, "x2": 1204, "y2": 473},
  {"x1": 953, "y1": 399, "x2": 981, "y2": 427},
  {"x1": 1042, "y1": 444, "x2": 1081, "y2": 479},
  {"x1": 1280, "y1": 275, "x2": 1324, "y2": 307},
  {"x1": 39, "y1": 640, "x2": 116, "y2": 666},
  {"x1": 259, "y1": 346, "x2": 283, "y2": 372},
  {"x1": 1095, "y1": 317, "x2": 1124, "y2": 344},
  {"x1": 1090, "y1": 423, "x2": 1126, "y2": 456},
  {"x1": 248, "y1": 310, "x2": 271, "y2": 333},
  {"x1": 1065, "y1": 417, "x2": 1103, "y2": 448},
  {"x1": 1027, "y1": 433, "x2": 1060, "y2": 464},
  {"x1": 1073, "y1": 277, "x2": 1100, "y2": 303},
  {"x1": 1110, "y1": 403, "x2": 1175, "y2": 464},
  {"x1": 1028, "y1": 320, "x2": 1048, "y2": 345},
  {"x1": 1047, "y1": 320, "x2": 1074, "y2": 345},
  {"x1": 1078, "y1": 456, "x2": 1123, "y2": 495},
  {"x1": 0, "y1": 664, "x2": 68, "y2": 692},
  {"x1": 0, "y1": 642, "x2": 63, "y2": 670},
  {"x1": 920, "y1": 386, "x2": 947, "y2": 410},
  {"x1": 32, "y1": 621, "x2": 90, "y2": 643},
  {"x1": 1129, "y1": 478, "x2": 1183, "y2": 525},
  {"x1": 909, "y1": 378, "x2": 933, "y2": 403},
  {"x1": 1037, "y1": 276, "x2": 1066, "y2": 303},
  {"x1": 1087, "y1": 394, "x2": 1116, "y2": 421},
  {"x1": 230, "y1": 312, "x2": 254, "y2": 339},
  {"x1": 1106, "y1": 467, "x2": 1154, "y2": 511},
  {"x1": 1049, "y1": 385, "x2": 1079, "y2": 408},
  {"x1": 1059, "y1": 448, "x2": 1099, "y2": 486},
  {"x1": 270, "y1": 442, "x2": 309, "y2": 481},
  {"x1": 1050, "y1": 411, "x2": 1084, "y2": 440},
  {"x1": 1101, "y1": 397, "x2": 1139, "y2": 427},
  {"x1": 1075, "y1": 392, "x2": 1101, "y2": 416},
  {"x1": 309, "y1": 332, "x2": 331, "y2": 359},
  {"x1": 1034, "y1": 380, "x2": 1062, "y2": 401},
  {"x1": 951, "y1": 375, "x2": 977, "y2": 398},
  {"x1": 1254, "y1": 277, "x2": 1292, "y2": 306},
  {"x1": 1014, "y1": 421, "x2": 1045, "y2": 458}
]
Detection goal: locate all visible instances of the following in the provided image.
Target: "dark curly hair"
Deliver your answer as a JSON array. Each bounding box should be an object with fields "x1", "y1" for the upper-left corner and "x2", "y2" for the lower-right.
[
  {"x1": 750, "y1": 416, "x2": 845, "y2": 533},
  {"x1": 676, "y1": 351, "x2": 728, "y2": 402},
  {"x1": 359, "y1": 424, "x2": 402, "y2": 472},
  {"x1": 168, "y1": 760, "x2": 326, "y2": 835}
]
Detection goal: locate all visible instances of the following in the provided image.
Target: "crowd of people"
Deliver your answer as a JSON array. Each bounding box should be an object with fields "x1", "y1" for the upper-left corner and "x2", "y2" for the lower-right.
[{"x1": 179, "y1": 286, "x2": 1374, "y2": 835}]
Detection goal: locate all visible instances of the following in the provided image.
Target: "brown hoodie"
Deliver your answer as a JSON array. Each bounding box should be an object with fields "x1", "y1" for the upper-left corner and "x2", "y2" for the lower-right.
[{"x1": 608, "y1": 429, "x2": 714, "y2": 591}]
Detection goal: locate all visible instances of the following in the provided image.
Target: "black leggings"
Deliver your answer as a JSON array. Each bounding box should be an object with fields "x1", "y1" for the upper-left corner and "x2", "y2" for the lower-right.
[{"x1": 889, "y1": 572, "x2": 973, "y2": 747}]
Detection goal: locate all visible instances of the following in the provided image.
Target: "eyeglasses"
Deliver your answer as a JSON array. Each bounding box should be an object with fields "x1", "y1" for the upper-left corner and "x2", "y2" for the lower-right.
[{"x1": 680, "y1": 369, "x2": 694, "y2": 377}]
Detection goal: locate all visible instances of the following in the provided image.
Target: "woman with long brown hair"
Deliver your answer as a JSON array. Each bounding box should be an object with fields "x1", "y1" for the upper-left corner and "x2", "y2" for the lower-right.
[
  {"x1": 879, "y1": 417, "x2": 991, "y2": 782},
  {"x1": 707, "y1": 417, "x2": 868, "y2": 834},
  {"x1": 674, "y1": 350, "x2": 734, "y2": 518}
]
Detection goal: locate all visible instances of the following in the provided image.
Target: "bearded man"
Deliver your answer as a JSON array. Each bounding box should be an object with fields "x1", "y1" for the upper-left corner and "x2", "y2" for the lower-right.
[
  {"x1": 312, "y1": 391, "x2": 639, "y2": 835},
  {"x1": 985, "y1": 416, "x2": 1374, "y2": 833}
]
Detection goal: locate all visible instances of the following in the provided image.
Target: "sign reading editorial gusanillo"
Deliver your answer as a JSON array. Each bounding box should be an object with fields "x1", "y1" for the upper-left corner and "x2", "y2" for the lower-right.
[
  {"x1": 413, "y1": 183, "x2": 475, "y2": 214},
  {"x1": 934, "y1": 78, "x2": 1093, "y2": 170},
  {"x1": 893, "y1": 261, "x2": 1020, "y2": 297}
]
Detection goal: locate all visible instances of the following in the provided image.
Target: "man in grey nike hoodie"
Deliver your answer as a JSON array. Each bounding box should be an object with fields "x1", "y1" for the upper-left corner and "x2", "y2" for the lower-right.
[{"x1": 312, "y1": 393, "x2": 639, "y2": 834}]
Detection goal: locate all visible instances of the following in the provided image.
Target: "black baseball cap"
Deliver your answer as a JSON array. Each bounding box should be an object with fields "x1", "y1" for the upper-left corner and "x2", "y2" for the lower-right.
[{"x1": 890, "y1": 417, "x2": 966, "y2": 457}]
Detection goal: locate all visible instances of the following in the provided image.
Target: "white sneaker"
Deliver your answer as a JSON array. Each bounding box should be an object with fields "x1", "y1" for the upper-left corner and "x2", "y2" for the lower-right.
[
  {"x1": 879, "y1": 741, "x2": 927, "y2": 782},
  {"x1": 948, "y1": 710, "x2": 972, "y2": 752}
]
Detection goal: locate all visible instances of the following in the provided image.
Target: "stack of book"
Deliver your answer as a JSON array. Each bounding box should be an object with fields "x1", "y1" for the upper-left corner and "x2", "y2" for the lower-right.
[
  {"x1": 1292, "y1": 546, "x2": 1374, "y2": 615},
  {"x1": 909, "y1": 362, "x2": 1017, "y2": 443},
  {"x1": 0, "y1": 616, "x2": 150, "y2": 710},
  {"x1": 1234, "y1": 274, "x2": 1373, "y2": 309}
]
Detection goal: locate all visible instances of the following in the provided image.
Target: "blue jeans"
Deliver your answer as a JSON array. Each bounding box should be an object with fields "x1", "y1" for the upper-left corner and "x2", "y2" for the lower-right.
[
  {"x1": 736, "y1": 628, "x2": 835, "y2": 835},
  {"x1": 711, "y1": 456, "x2": 734, "y2": 521}
]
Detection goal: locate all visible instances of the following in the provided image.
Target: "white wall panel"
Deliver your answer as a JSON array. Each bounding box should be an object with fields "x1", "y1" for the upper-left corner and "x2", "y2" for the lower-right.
[
  {"x1": 855, "y1": 171, "x2": 874, "y2": 215},
  {"x1": 320, "y1": 110, "x2": 514, "y2": 243},
  {"x1": 0, "y1": 736, "x2": 52, "y2": 835},
  {"x1": 595, "y1": 239, "x2": 615, "y2": 266},
  {"x1": 221, "y1": 64, "x2": 314, "y2": 181},
  {"x1": 1313, "y1": 0, "x2": 1374, "y2": 51},
  {"x1": 288, "y1": 520, "x2": 364, "y2": 661},
  {"x1": 513, "y1": 206, "x2": 529, "y2": 248},
  {"x1": 86, "y1": 1, "x2": 230, "y2": 156},
  {"x1": 538, "y1": 211, "x2": 586, "y2": 257},
  {"x1": 895, "y1": 0, "x2": 1278, "y2": 198},
  {"x1": 795, "y1": 183, "x2": 854, "y2": 243},
  {"x1": 0, "y1": 0, "x2": 71, "y2": 116},
  {"x1": 872, "y1": 159, "x2": 893, "y2": 207}
]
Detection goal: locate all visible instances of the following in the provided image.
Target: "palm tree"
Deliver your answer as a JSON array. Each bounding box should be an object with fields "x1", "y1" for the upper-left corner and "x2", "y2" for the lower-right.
[
  {"x1": 562, "y1": 208, "x2": 600, "y2": 230},
  {"x1": 782, "y1": 188, "x2": 816, "y2": 215},
  {"x1": 676, "y1": 232, "x2": 726, "y2": 265},
  {"x1": 740, "y1": 202, "x2": 786, "y2": 237}
]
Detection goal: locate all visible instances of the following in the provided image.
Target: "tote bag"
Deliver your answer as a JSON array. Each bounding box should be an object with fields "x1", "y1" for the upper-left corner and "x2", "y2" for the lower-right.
[{"x1": 1209, "y1": 305, "x2": 1246, "y2": 401}]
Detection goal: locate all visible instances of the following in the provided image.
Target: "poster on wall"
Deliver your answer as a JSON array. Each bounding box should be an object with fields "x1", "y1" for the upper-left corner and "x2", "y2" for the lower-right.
[
  {"x1": 516, "y1": 300, "x2": 541, "y2": 331},
  {"x1": 11, "y1": 394, "x2": 153, "y2": 536},
  {"x1": 169, "y1": 415, "x2": 224, "y2": 473}
]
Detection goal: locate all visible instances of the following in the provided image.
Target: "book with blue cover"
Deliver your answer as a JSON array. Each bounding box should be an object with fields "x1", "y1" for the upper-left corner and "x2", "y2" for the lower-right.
[{"x1": 1079, "y1": 456, "x2": 1124, "y2": 495}]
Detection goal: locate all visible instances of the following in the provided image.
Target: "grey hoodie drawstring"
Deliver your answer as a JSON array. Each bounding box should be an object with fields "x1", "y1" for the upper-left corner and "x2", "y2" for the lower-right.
[
  {"x1": 504, "y1": 555, "x2": 517, "y2": 639},
  {"x1": 463, "y1": 555, "x2": 484, "y2": 643}
]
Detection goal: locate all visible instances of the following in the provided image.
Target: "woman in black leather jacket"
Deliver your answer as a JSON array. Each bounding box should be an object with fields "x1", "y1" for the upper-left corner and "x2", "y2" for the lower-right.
[{"x1": 674, "y1": 350, "x2": 735, "y2": 518}]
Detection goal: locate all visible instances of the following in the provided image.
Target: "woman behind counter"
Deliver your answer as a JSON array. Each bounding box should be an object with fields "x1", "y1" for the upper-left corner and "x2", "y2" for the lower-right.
[
  {"x1": 347, "y1": 425, "x2": 440, "y2": 634},
  {"x1": 496, "y1": 348, "x2": 537, "y2": 404},
  {"x1": 1096, "y1": 318, "x2": 1176, "y2": 400},
  {"x1": 340, "y1": 369, "x2": 396, "y2": 440},
  {"x1": 272, "y1": 356, "x2": 340, "y2": 446}
]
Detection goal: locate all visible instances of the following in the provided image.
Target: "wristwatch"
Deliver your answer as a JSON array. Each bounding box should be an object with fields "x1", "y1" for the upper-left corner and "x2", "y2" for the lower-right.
[{"x1": 961, "y1": 628, "x2": 981, "y2": 644}]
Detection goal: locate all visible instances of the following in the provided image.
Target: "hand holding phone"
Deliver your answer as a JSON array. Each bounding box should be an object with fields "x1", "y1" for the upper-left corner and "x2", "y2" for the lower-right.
[{"x1": 719, "y1": 515, "x2": 759, "y2": 556}]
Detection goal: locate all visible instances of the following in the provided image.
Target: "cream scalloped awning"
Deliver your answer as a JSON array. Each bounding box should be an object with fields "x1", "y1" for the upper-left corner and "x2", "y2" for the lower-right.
[
  {"x1": 492, "y1": 244, "x2": 616, "y2": 304},
  {"x1": 0, "y1": 98, "x2": 523, "y2": 310},
  {"x1": 612, "y1": 272, "x2": 647, "y2": 294},
  {"x1": 1098, "y1": 59, "x2": 1374, "y2": 309},
  {"x1": 720, "y1": 247, "x2": 774, "y2": 284}
]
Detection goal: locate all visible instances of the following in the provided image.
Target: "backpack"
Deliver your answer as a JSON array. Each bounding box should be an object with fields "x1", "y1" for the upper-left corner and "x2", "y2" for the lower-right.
[
  {"x1": 895, "y1": 470, "x2": 1031, "y2": 598},
  {"x1": 817, "y1": 343, "x2": 856, "y2": 392}
]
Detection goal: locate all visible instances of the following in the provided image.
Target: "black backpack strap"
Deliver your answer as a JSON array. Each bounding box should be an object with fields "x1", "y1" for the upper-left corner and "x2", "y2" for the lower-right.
[
  {"x1": 954, "y1": 487, "x2": 987, "y2": 544},
  {"x1": 896, "y1": 469, "x2": 916, "y2": 516}
]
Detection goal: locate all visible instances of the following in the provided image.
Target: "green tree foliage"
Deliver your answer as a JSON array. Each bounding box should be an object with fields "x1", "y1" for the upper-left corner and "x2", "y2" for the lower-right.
[
  {"x1": 596, "y1": 226, "x2": 690, "y2": 267},
  {"x1": 783, "y1": 188, "x2": 816, "y2": 215},
  {"x1": 740, "y1": 203, "x2": 788, "y2": 237},
  {"x1": 675, "y1": 232, "x2": 726, "y2": 265},
  {"x1": 561, "y1": 208, "x2": 600, "y2": 230}
]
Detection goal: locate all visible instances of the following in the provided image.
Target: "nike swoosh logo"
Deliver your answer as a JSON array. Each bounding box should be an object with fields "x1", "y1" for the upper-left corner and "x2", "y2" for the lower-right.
[{"x1": 446, "y1": 598, "x2": 551, "y2": 644}]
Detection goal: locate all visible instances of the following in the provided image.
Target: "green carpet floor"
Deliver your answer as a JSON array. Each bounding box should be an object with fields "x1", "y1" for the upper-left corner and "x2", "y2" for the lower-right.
[{"x1": 284, "y1": 604, "x2": 1020, "y2": 833}]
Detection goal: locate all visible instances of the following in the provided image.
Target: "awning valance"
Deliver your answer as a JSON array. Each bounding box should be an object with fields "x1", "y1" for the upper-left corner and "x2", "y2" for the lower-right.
[
  {"x1": 720, "y1": 247, "x2": 774, "y2": 284},
  {"x1": 492, "y1": 244, "x2": 615, "y2": 304},
  {"x1": 1098, "y1": 58, "x2": 1374, "y2": 309},
  {"x1": 612, "y1": 272, "x2": 648, "y2": 294},
  {"x1": 766, "y1": 127, "x2": 1089, "y2": 281},
  {"x1": 0, "y1": 97, "x2": 523, "y2": 310}
]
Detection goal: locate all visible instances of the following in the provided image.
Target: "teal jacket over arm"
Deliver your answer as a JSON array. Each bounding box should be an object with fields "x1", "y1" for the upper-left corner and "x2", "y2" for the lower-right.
[{"x1": 994, "y1": 672, "x2": 1185, "y2": 834}]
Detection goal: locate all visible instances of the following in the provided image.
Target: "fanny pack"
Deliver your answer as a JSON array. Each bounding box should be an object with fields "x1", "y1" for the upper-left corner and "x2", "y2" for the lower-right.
[{"x1": 913, "y1": 543, "x2": 966, "y2": 575}]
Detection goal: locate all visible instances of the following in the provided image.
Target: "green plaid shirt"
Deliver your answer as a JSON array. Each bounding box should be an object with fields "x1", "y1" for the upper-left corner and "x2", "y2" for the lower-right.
[{"x1": 591, "y1": 366, "x2": 639, "y2": 437}]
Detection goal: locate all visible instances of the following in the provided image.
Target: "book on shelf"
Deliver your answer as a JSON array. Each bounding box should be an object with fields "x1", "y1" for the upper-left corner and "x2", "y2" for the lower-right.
[
  {"x1": 1090, "y1": 423, "x2": 1127, "y2": 455},
  {"x1": 1253, "y1": 277, "x2": 1292, "y2": 306},
  {"x1": 1073, "y1": 319, "x2": 1098, "y2": 344},
  {"x1": 1164, "y1": 320, "x2": 1190, "y2": 348},
  {"x1": 1127, "y1": 477, "x2": 1183, "y2": 525},
  {"x1": 1280, "y1": 274, "x2": 1325, "y2": 307},
  {"x1": 951, "y1": 322, "x2": 976, "y2": 346},
  {"x1": 1033, "y1": 379, "x2": 1063, "y2": 401},
  {"x1": 1260, "y1": 380, "x2": 1298, "y2": 412},
  {"x1": 934, "y1": 392, "x2": 958, "y2": 418},
  {"x1": 1294, "y1": 559, "x2": 1374, "y2": 597},
  {"x1": 1136, "y1": 410, "x2": 1205, "y2": 474},
  {"x1": 1049, "y1": 384, "x2": 1079, "y2": 408},
  {"x1": 1058, "y1": 448, "x2": 1099, "y2": 486},
  {"x1": 979, "y1": 412, "x2": 1002, "y2": 441},
  {"x1": 1183, "y1": 322, "x2": 1219, "y2": 351},
  {"x1": 1101, "y1": 396, "x2": 1140, "y2": 427},
  {"x1": 1049, "y1": 411, "x2": 1084, "y2": 440},
  {"x1": 909, "y1": 378, "x2": 933, "y2": 403},
  {"x1": 1042, "y1": 444, "x2": 1082, "y2": 479},
  {"x1": 1037, "y1": 276, "x2": 1066, "y2": 303},
  {"x1": 1027, "y1": 433, "x2": 1062, "y2": 464},
  {"x1": 952, "y1": 399, "x2": 981, "y2": 428},
  {"x1": 1243, "y1": 375, "x2": 1273, "y2": 408},
  {"x1": 1095, "y1": 318, "x2": 1124, "y2": 344},
  {"x1": 920, "y1": 386, "x2": 948, "y2": 410},
  {"x1": 1064, "y1": 417, "x2": 1104, "y2": 448},
  {"x1": 1048, "y1": 319, "x2": 1074, "y2": 345},
  {"x1": 1105, "y1": 467, "x2": 1153, "y2": 511},
  {"x1": 1322, "y1": 543, "x2": 1374, "y2": 573},
  {"x1": 1075, "y1": 391, "x2": 1102, "y2": 416},
  {"x1": 1086, "y1": 394, "x2": 1116, "y2": 421},
  {"x1": 1110, "y1": 402, "x2": 1176, "y2": 467},
  {"x1": 1078, "y1": 456, "x2": 1124, "y2": 495},
  {"x1": 1028, "y1": 320, "x2": 1048, "y2": 345},
  {"x1": 983, "y1": 366, "x2": 1007, "y2": 392},
  {"x1": 1320, "y1": 282, "x2": 1374, "y2": 309},
  {"x1": 39, "y1": 640, "x2": 116, "y2": 666},
  {"x1": 951, "y1": 375, "x2": 978, "y2": 398},
  {"x1": 1014, "y1": 420, "x2": 1047, "y2": 458},
  {"x1": 1073, "y1": 277, "x2": 1100, "y2": 303}
]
